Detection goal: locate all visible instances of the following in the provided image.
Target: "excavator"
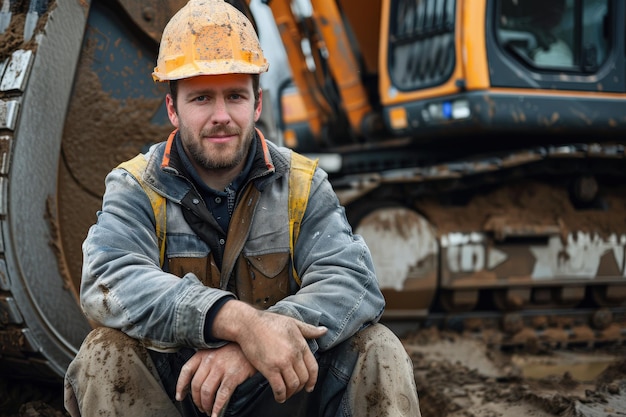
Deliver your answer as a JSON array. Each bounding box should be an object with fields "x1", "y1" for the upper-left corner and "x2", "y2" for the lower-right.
[{"x1": 0, "y1": 0, "x2": 624, "y2": 382}]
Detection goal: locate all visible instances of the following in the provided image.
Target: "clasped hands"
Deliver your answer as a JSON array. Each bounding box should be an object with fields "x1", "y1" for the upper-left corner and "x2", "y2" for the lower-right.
[{"x1": 175, "y1": 301, "x2": 327, "y2": 417}]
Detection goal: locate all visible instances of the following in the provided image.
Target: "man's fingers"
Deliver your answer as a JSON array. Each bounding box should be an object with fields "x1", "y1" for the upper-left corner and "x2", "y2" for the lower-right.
[
  {"x1": 211, "y1": 381, "x2": 234, "y2": 417},
  {"x1": 267, "y1": 372, "x2": 288, "y2": 403},
  {"x1": 176, "y1": 355, "x2": 201, "y2": 401},
  {"x1": 302, "y1": 349, "x2": 319, "y2": 392},
  {"x1": 176, "y1": 345, "x2": 255, "y2": 416},
  {"x1": 296, "y1": 322, "x2": 328, "y2": 339},
  {"x1": 191, "y1": 359, "x2": 217, "y2": 413},
  {"x1": 178, "y1": 352, "x2": 220, "y2": 414},
  {"x1": 280, "y1": 366, "x2": 303, "y2": 399},
  {"x1": 292, "y1": 354, "x2": 311, "y2": 393}
]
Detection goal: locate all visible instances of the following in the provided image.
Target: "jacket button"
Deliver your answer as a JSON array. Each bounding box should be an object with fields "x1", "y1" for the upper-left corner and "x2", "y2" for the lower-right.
[
  {"x1": 192, "y1": 198, "x2": 200, "y2": 204},
  {"x1": 219, "y1": 238, "x2": 225, "y2": 245}
]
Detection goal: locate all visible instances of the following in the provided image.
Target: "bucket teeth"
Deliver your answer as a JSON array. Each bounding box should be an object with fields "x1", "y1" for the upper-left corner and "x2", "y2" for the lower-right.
[
  {"x1": 0, "y1": 99, "x2": 19, "y2": 131},
  {"x1": 24, "y1": 0, "x2": 50, "y2": 41},
  {"x1": 1, "y1": 50, "x2": 34, "y2": 93},
  {"x1": 0, "y1": 0, "x2": 17, "y2": 34}
]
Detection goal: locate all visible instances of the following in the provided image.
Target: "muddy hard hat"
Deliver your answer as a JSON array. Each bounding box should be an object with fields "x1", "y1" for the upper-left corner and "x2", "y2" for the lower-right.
[{"x1": 152, "y1": 0, "x2": 269, "y2": 82}]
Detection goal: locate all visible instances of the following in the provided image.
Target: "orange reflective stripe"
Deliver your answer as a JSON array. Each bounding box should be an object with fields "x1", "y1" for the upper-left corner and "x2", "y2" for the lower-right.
[
  {"x1": 161, "y1": 129, "x2": 177, "y2": 169},
  {"x1": 256, "y1": 128, "x2": 275, "y2": 171}
]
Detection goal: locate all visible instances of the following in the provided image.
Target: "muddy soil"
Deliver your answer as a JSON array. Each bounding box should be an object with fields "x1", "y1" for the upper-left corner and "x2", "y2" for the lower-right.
[
  {"x1": 405, "y1": 328, "x2": 626, "y2": 417},
  {"x1": 1, "y1": 328, "x2": 624, "y2": 417}
]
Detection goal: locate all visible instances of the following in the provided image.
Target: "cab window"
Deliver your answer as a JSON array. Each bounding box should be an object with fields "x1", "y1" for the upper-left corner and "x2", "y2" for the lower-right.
[{"x1": 496, "y1": 0, "x2": 610, "y2": 72}]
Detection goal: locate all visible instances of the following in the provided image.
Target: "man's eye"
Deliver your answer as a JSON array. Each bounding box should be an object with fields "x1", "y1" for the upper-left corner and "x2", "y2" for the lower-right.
[{"x1": 194, "y1": 95, "x2": 208, "y2": 102}]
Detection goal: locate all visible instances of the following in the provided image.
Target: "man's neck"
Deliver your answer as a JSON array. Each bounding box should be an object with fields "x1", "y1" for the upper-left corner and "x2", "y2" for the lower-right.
[
  {"x1": 173, "y1": 131, "x2": 258, "y2": 193},
  {"x1": 196, "y1": 163, "x2": 244, "y2": 192}
]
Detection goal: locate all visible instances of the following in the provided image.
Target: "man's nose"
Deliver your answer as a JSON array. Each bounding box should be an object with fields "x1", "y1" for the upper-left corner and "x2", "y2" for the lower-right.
[{"x1": 211, "y1": 97, "x2": 230, "y2": 124}]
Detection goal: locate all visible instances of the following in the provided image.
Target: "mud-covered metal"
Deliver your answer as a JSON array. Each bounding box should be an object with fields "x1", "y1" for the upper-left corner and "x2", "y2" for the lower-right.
[
  {"x1": 336, "y1": 143, "x2": 626, "y2": 203},
  {"x1": 355, "y1": 206, "x2": 438, "y2": 316},
  {"x1": 0, "y1": 100, "x2": 19, "y2": 130},
  {"x1": 116, "y1": 0, "x2": 187, "y2": 43},
  {"x1": 343, "y1": 141, "x2": 626, "y2": 317},
  {"x1": 0, "y1": 0, "x2": 92, "y2": 380},
  {"x1": 441, "y1": 231, "x2": 626, "y2": 281},
  {"x1": 58, "y1": 0, "x2": 173, "y2": 295},
  {"x1": 0, "y1": 49, "x2": 33, "y2": 91},
  {"x1": 24, "y1": 0, "x2": 52, "y2": 41}
]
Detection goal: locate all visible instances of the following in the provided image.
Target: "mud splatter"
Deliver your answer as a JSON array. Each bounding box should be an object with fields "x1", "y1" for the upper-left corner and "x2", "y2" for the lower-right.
[
  {"x1": 417, "y1": 180, "x2": 626, "y2": 237},
  {"x1": 0, "y1": 0, "x2": 55, "y2": 62},
  {"x1": 57, "y1": 28, "x2": 172, "y2": 294}
]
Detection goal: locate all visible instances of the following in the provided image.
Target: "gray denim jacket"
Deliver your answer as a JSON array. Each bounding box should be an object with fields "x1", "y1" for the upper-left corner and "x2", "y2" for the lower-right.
[{"x1": 81, "y1": 133, "x2": 384, "y2": 353}]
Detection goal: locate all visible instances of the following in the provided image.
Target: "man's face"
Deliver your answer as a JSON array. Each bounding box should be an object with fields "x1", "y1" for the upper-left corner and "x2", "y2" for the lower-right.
[{"x1": 166, "y1": 74, "x2": 262, "y2": 174}]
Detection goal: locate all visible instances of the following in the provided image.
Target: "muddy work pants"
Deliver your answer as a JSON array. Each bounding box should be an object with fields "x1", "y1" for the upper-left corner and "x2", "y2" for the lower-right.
[{"x1": 64, "y1": 324, "x2": 420, "y2": 417}]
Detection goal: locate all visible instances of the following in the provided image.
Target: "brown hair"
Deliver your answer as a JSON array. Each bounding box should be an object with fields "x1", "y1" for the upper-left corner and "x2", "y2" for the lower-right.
[{"x1": 168, "y1": 74, "x2": 261, "y2": 111}]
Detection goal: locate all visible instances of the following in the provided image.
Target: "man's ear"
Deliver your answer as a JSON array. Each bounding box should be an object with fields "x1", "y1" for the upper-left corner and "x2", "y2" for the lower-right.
[
  {"x1": 254, "y1": 89, "x2": 263, "y2": 122},
  {"x1": 166, "y1": 94, "x2": 179, "y2": 127}
]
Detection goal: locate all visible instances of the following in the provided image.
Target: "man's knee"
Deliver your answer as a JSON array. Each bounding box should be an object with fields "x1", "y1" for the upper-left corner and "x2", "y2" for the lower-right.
[
  {"x1": 66, "y1": 327, "x2": 151, "y2": 385},
  {"x1": 348, "y1": 323, "x2": 421, "y2": 417},
  {"x1": 77, "y1": 326, "x2": 146, "y2": 357},
  {"x1": 352, "y1": 323, "x2": 407, "y2": 356},
  {"x1": 351, "y1": 323, "x2": 415, "y2": 384},
  {"x1": 64, "y1": 327, "x2": 179, "y2": 417}
]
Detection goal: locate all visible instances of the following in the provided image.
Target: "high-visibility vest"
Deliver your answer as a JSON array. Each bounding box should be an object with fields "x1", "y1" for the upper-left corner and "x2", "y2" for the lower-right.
[{"x1": 118, "y1": 150, "x2": 318, "y2": 286}]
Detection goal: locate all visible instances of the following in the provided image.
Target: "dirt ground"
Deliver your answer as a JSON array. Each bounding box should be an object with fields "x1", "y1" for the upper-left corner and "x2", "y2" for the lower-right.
[
  {"x1": 1, "y1": 328, "x2": 624, "y2": 417},
  {"x1": 404, "y1": 328, "x2": 626, "y2": 417}
]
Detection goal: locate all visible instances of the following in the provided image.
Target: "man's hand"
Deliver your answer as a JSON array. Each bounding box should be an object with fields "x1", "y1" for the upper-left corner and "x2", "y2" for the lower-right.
[
  {"x1": 175, "y1": 343, "x2": 255, "y2": 417},
  {"x1": 212, "y1": 301, "x2": 328, "y2": 403}
]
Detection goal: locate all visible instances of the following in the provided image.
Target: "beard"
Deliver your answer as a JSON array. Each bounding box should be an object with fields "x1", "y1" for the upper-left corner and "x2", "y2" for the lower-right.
[{"x1": 181, "y1": 123, "x2": 255, "y2": 171}]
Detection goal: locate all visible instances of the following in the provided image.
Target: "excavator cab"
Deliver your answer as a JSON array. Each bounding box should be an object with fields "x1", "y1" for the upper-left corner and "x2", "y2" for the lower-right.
[
  {"x1": 272, "y1": 0, "x2": 626, "y2": 329},
  {"x1": 279, "y1": 0, "x2": 624, "y2": 150}
]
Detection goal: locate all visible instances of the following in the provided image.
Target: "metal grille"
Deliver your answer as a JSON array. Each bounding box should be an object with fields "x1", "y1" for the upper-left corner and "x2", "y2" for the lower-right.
[{"x1": 388, "y1": 0, "x2": 456, "y2": 91}]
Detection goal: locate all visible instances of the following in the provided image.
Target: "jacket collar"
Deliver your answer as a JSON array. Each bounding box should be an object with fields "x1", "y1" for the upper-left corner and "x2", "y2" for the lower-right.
[{"x1": 143, "y1": 128, "x2": 288, "y2": 202}]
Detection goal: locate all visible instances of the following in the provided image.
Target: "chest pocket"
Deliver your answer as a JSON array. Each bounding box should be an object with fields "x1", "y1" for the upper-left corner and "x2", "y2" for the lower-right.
[
  {"x1": 236, "y1": 253, "x2": 290, "y2": 308},
  {"x1": 166, "y1": 252, "x2": 289, "y2": 309},
  {"x1": 168, "y1": 256, "x2": 220, "y2": 288}
]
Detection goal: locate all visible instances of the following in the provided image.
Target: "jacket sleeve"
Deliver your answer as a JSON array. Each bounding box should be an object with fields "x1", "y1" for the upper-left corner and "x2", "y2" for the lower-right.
[
  {"x1": 80, "y1": 168, "x2": 232, "y2": 351},
  {"x1": 268, "y1": 167, "x2": 385, "y2": 352}
]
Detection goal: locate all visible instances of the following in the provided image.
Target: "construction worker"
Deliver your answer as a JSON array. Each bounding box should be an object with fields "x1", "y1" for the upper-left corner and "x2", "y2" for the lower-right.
[{"x1": 63, "y1": 1, "x2": 420, "y2": 416}]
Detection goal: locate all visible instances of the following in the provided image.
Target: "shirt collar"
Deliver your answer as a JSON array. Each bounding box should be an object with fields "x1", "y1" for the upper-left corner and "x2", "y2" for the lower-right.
[{"x1": 174, "y1": 131, "x2": 257, "y2": 195}]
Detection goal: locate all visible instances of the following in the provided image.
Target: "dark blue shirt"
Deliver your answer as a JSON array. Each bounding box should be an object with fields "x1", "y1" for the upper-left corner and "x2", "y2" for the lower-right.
[
  {"x1": 175, "y1": 133, "x2": 257, "y2": 233},
  {"x1": 174, "y1": 134, "x2": 258, "y2": 343}
]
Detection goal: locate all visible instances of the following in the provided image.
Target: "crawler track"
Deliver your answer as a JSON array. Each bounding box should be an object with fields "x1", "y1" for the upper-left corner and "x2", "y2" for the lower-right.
[{"x1": 386, "y1": 307, "x2": 626, "y2": 350}]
